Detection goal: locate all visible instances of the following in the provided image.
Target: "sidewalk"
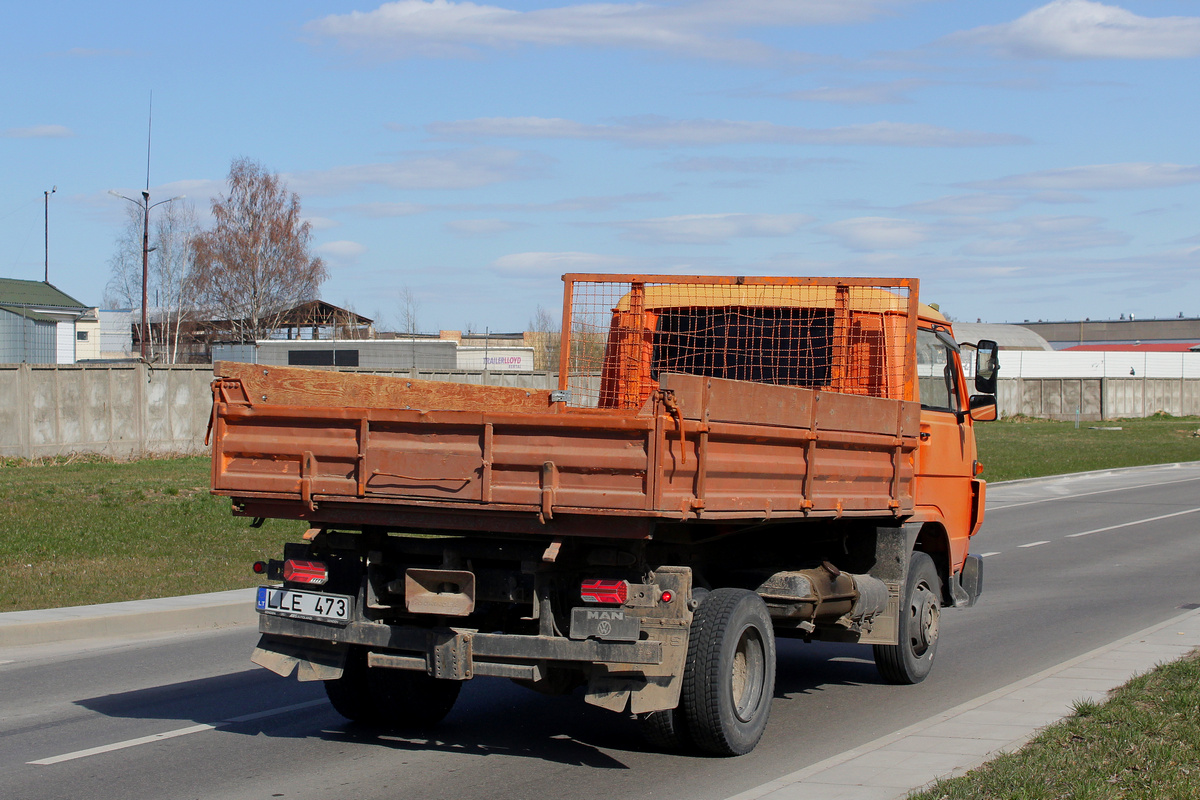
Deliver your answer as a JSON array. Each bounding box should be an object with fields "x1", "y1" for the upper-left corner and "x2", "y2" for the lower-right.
[
  {"x1": 727, "y1": 606, "x2": 1200, "y2": 800},
  {"x1": 0, "y1": 588, "x2": 256, "y2": 648}
]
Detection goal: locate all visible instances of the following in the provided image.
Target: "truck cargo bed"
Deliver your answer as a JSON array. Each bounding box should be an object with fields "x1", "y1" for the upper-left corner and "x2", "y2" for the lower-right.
[{"x1": 210, "y1": 362, "x2": 919, "y2": 537}]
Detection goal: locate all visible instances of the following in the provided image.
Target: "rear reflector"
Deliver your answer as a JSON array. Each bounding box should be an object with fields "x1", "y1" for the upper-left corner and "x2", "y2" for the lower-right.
[
  {"x1": 581, "y1": 579, "x2": 628, "y2": 604},
  {"x1": 283, "y1": 559, "x2": 328, "y2": 585}
]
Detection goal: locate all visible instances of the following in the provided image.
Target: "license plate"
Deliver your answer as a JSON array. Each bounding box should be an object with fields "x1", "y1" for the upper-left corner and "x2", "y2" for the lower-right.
[{"x1": 256, "y1": 586, "x2": 352, "y2": 623}]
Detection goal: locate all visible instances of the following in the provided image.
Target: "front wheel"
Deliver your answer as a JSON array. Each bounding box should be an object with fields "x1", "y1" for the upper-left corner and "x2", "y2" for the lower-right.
[
  {"x1": 681, "y1": 588, "x2": 776, "y2": 756},
  {"x1": 325, "y1": 645, "x2": 461, "y2": 728},
  {"x1": 874, "y1": 551, "x2": 942, "y2": 685}
]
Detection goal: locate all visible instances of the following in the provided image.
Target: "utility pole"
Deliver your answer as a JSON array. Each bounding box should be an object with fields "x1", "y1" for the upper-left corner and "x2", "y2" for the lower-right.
[
  {"x1": 44, "y1": 186, "x2": 56, "y2": 282},
  {"x1": 108, "y1": 93, "x2": 182, "y2": 360}
]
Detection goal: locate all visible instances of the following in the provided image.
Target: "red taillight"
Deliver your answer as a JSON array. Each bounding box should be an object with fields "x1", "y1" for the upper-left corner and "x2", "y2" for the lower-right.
[
  {"x1": 660, "y1": 590, "x2": 673, "y2": 604},
  {"x1": 283, "y1": 559, "x2": 328, "y2": 585},
  {"x1": 252, "y1": 561, "x2": 266, "y2": 575},
  {"x1": 581, "y1": 579, "x2": 628, "y2": 604}
]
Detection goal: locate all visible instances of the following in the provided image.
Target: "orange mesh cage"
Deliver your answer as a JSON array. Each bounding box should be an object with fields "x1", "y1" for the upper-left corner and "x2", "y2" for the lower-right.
[{"x1": 557, "y1": 275, "x2": 922, "y2": 410}]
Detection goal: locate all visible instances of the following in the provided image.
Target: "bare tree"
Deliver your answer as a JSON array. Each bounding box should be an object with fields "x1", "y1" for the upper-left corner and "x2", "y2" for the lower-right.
[
  {"x1": 103, "y1": 204, "x2": 144, "y2": 310},
  {"x1": 152, "y1": 201, "x2": 199, "y2": 363},
  {"x1": 528, "y1": 304, "x2": 560, "y2": 371},
  {"x1": 397, "y1": 286, "x2": 421, "y2": 335},
  {"x1": 190, "y1": 157, "x2": 328, "y2": 343},
  {"x1": 103, "y1": 200, "x2": 199, "y2": 362}
]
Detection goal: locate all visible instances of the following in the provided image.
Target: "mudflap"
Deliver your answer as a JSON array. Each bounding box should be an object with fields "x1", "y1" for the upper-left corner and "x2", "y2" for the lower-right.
[
  {"x1": 251, "y1": 633, "x2": 349, "y2": 681},
  {"x1": 583, "y1": 566, "x2": 692, "y2": 715}
]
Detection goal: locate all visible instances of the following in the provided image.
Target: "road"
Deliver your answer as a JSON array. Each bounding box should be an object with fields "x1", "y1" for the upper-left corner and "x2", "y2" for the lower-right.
[{"x1": 3, "y1": 463, "x2": 1199, "y2": 800}]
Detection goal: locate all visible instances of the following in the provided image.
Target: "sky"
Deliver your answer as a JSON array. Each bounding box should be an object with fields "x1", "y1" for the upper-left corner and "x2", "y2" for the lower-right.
[{"x1": 3, "y1": 0, "x2": 1199, "y2": 333}]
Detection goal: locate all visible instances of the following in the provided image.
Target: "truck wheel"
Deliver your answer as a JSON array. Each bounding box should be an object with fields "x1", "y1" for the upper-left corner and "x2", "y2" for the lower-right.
[
  {"x1": 681, "y1": 588, "x2": 776, "y2": 756},
  {"x1": 636, "y1": 708, "x2": 691, "y2": 752},
  {"x1": 325, "y1": 646, "x2": 461, "y2": 728},
  {"x1": 874, "y1": 551, "x2": 941, "y2": 685}
]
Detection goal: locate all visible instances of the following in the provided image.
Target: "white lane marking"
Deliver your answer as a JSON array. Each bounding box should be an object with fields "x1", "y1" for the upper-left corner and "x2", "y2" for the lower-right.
[
  {"x1": 1065, "y1": 507, "x2": 1200, "y2": 538},
  {"x1": 0, "y1": 660, "x2": 14, "y2": 665},
  {"x1": 978, "y1": 551, "x2": 1001, "y2": 558},
  {"x1": 1019, "y1": 540, "x2": 1050, "y2": 548},
  {"x1": 989, "y1": 475, "x2": 1200, "y2": 512},
  {"x1": 28, "y1": 698, "x2": 326, "y2": 766}
]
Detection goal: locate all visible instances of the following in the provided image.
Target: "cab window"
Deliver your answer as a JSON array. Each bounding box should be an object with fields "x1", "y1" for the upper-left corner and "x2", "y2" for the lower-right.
[{"x1": 917, "y1": 328, "x2": 961, "y2": 413}]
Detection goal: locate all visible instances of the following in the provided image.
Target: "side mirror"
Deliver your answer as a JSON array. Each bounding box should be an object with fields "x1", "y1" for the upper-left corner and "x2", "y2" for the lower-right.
[
  {"x1": 969, "y1": 394, "x2": 998, "y2": 422},
  {"x1": 974, "y1": 339, "x2": 999, "y2": 395}
]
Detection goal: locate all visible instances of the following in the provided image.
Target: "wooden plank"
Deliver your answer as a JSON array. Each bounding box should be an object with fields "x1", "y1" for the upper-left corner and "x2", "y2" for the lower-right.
[{"x1": 214, "y1": 361, "x2": 553, "y2": 413}]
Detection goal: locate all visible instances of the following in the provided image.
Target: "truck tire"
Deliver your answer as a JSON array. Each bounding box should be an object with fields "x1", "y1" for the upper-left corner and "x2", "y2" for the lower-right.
[
  {"x1": 874, "y1": 551, "x2": 941, "y2": 685},
  {"x1": 636, "y1": 708, "x2": 691, "y2": 752},
  {"x1": 325, "y1": 646, "x2": 461, "y2": 728},
  {"x1": 681, "y1": 588, "x2": 776, "y2": 756}
]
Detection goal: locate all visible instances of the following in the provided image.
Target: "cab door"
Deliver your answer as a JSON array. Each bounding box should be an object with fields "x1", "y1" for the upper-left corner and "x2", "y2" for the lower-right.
[{"x1": 913, "y1": 328, "x2": 977, "y2": 570}]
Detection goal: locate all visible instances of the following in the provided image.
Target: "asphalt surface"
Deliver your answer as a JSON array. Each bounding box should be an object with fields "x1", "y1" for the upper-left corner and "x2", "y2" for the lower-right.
[{"x1": 2, "y1": 462, "x2": 1199, "y2": 800}]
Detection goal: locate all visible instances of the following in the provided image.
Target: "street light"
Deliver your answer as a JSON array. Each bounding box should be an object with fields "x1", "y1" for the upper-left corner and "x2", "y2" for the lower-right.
[
  {"x1": 44, "y1": 186, "x2": 56, "y2": 283},
  {"x1": 108, "y1": 189, "x2": 184, "y2": 360}
]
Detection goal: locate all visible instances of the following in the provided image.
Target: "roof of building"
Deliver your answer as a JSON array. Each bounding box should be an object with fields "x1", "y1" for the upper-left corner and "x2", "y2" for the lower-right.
[
  {"x1": 0, "y1": 278, "x2": 89, "y2": 310},
  {"x1": 951, "y1": 322, "x2": 1053, "y2": 351},
  {"x1": 1063, "y1": 343, "x2": 1200, "y2": 353},
  {"x1": 0, "y1": 304, "x2": 59, "y2": 323}
]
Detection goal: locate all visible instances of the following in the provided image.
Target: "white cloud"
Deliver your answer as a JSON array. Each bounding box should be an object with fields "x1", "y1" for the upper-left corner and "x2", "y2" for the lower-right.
[
  {"x1": 307, "y1": 0, "x2": 914, "y2": 62},
  {"x1": 949, "y1": 0, "x2": 1200, "y2": 60},
  {"x1": 955, "y1": 215, "x2": 1129, "y2": 256},
  {"x1": 3, "y1": 124, "x2": 73, "y2": 138},
  {"x1": 445, "y1": 218, "x2": 521, "y2": 236},
  {"x1": 662, "y1": 156, "x2": 847, "y2": 173},
  {"x1": 822, "y1": 217, "x2": 932, "y2": 251},
  {"x1": 965, "y1": 163, "x2": 1200, "y2": 191},
  {"x1": 786, "y1": 79, "x2": 927, "y2": 106},
  {"x1": 492, "y1": 250, "x2": 634, "y2": 275},
  {"x1": 285, "y1": 148, "x2": 548, "y2": 195},
  {"x1": 903, "y1": 194, "x2": 1025, "y2": 216},
  {"x1": 429, "y1": 115, "x2": 1025, "y2": 148},
  {"x1": 317, "y1": 240, "x2": 369, "y2": 264},
  {"x1": 617, "y1": 212, "x2": 812, "y2": 244},
  {"x1": 304, "y1": 216, "x2": 341, "y2": 231},
  {"x1": 352, "y1": 202, "x2": 426, "y2": 217}
]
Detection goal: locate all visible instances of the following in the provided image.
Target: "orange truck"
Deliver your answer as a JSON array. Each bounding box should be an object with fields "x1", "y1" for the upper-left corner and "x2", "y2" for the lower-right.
[{"x1": 209, "y1": 274, "x2": 999, "y2": 756}]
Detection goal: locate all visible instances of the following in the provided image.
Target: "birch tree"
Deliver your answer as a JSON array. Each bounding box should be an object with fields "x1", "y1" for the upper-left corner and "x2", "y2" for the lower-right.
[{"x1": 190, "y1": 158, "x2": 327, "y2": 342}]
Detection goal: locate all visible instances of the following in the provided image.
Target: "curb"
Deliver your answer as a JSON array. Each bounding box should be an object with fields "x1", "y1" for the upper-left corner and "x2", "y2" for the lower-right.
[{"x1": 0, "y1": 588, "x2": 257, "y2": 648}]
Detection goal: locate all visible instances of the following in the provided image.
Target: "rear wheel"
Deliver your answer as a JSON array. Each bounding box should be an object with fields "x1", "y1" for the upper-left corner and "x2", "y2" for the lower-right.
[
  {"x1": 325, "y1": 646, "x2": 461, "y2": 728},
  {"x1": 636, "y1": 708, "x2": 691, "y2": 752},
  {"x1": 680, "y1": 588, "x2": 776, "y2": 756},
  {"x1": 874, "y1": 551, "x2": 941, "y2": 685}
]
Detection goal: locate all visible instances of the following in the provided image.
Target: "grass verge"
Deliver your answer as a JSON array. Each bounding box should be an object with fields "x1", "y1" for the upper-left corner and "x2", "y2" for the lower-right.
[
  {"x1": 0, "y1": 456, "x2": 298, "y2": 611},
  {"x1": 974, "y1": 414, "x2": 1200, "y2": 482},
  {"x1": 909, "y1": 648, "x2": 1200, "y2": 800}
]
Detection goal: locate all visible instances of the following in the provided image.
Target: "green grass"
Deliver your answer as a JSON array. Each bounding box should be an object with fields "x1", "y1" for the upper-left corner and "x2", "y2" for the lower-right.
[
  {"x1": 975, "y1": 414, "x2": 1200, "y2": 483},
  {"x1": 909, "y1": 649, "x2": 1200, "y2": 800},
  {"x1": 0, "y1": 456, "x2": 300, "y2": 611}
]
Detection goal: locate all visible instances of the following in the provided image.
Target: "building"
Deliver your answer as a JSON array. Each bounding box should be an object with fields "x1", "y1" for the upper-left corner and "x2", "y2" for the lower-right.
[
  {"x1": 1017, "y1": 317, "x2": 1200, "y2": 351},
  {"x1": 0, "y1": 278, "x2": 98, "y2": 364},
  {"x1": 213, "y1": 337, "x2": 535, "y2": 371}
]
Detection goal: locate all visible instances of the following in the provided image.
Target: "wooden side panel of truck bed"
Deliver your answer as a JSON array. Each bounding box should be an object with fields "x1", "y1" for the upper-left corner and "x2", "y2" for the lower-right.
[{"x1": 210, "y1": 362, "x2": 919, "y2": 534}]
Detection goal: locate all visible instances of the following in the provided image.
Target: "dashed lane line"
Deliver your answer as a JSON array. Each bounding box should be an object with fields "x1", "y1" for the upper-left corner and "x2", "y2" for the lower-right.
[
  {"x1": 976, "y1": 506, "x2": 1200, "y2": 560},
  {"x1": 1064, "y1": 507, "x2": 1200, "y2": 538},
  {"x1": 987, "y1": 474, "x2": 1200, "y2": 513},
  {"x1": 27, "y1": 698, "x2": 327, "y2": 766}
]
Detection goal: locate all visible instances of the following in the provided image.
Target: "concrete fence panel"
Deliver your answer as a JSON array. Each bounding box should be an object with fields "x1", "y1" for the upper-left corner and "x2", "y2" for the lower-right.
[{"x1": 2, "y1": 366, "x2": 1195, "y2": 459}]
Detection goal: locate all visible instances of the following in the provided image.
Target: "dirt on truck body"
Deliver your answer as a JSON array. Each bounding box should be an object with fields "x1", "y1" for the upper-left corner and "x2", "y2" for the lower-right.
[{"x1": 211, "y1": 274, "x2": 999, "y2": 756}]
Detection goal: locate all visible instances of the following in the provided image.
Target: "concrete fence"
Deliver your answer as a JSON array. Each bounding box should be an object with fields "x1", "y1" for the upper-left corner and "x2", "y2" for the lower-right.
[
  {"x1": 996, "y1": 377, "x2": 1200, "y2": 421},
  {"x1": 1, "y1": 365, "x2": 1196, "y2": 459},
  {"x1": 0, "y1": 364, "x2": 558, "y2": 460}
]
